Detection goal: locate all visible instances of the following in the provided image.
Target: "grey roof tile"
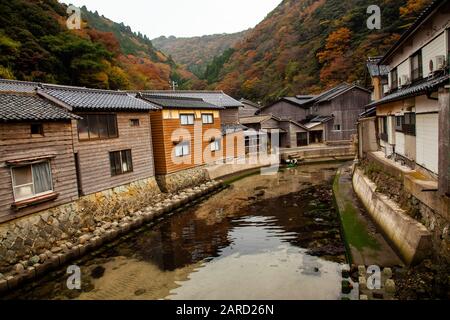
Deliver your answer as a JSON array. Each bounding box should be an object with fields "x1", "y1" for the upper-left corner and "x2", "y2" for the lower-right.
[
  {"x1": 139, "y1": 94, "x2": 223, "y2": 109},
  {"x1": 137, "y1": 90, "x2": 242, "y2": 108},
  {"x1": 367, "y1": 74, "x2": 450, "y2": 107},
  {"x1": 0, "y1": 93, "x2": 79, "y2": 122},
  {"x1": 42, "y1": 85, "x2": 158, "y2": 111},
  {"x1": 0, "y1": 79, "x2": 39, "y2": 93}
]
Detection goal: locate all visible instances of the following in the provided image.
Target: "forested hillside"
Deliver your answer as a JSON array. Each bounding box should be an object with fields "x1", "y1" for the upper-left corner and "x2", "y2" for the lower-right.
[
  {"x1": 209, "y1": 0, "x2": 432, "y2": 103},
  {"x1": 153, "y1": 31, "x2": 248, "y2": 78},
  {"x1": 0, "y1": 0, "x2": 200, "y2": 90}
]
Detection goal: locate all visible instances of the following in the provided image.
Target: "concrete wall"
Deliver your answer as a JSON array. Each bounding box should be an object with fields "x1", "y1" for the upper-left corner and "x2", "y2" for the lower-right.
[
  {"x1": 438, "y1": 87, "x2": 450, "y2": 196},
  {"x1": 353, "y1": 168, "x2": 432, "y2": 265},
  {"x1": 358, "y1": 117, "x2": 378, "y2": 159}
]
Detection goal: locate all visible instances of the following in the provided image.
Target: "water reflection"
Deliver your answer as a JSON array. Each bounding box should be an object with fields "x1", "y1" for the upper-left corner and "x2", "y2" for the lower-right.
[{"x1": 3, "y1": 163, "x2": 346, "y2": 300}]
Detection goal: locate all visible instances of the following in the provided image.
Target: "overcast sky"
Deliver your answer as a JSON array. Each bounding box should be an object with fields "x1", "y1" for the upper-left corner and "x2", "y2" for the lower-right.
[{"x1": 61, "y1": 0, "x2": 281, "y2": 39}]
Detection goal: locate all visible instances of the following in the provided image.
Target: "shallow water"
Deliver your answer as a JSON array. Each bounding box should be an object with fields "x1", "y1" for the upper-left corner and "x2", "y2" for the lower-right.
[{"x1": 4, "y1": 163, "x2": 347, "y2": 300}]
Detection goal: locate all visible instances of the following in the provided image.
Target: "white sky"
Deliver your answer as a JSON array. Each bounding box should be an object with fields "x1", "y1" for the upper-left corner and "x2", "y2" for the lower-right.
[{"x1": 61, "y1": 0, "x2": 282, "y2": 39}]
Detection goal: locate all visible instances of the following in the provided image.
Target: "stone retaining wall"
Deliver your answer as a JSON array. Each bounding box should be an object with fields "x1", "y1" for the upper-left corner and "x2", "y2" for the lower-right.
[
  {"x1": 352, "y1": 168, "x2": 432, "y2": 265},
  {"x1": 156, "y1": 166, "x2": 209, "y2": 193},
  {"x1": 0, "y1": 177, "x2": 161, "y2": 275},
  {"x1": 0, "y1": 180, "x2": 224, "y2": 295}
]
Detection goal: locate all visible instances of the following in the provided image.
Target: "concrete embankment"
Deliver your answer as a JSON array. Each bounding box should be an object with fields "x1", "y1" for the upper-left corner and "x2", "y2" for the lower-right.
[
  {"x1": 352, "y1": 168, "x2": 432, "y2": 265},
  {"x1": 281, "y1": 144, "x2": 356, "y2": 163}
]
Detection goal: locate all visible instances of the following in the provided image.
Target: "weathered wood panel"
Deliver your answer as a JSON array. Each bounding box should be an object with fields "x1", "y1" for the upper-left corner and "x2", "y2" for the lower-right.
[
  {"x1": 72, "y1": 112, "x2": 155, "y2": 196},
  {"x1": 0, "y1": 121, "x2": 78, "y2": 221}
]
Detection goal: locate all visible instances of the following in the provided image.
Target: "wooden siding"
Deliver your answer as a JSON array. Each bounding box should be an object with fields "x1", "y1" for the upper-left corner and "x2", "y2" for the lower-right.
[
  {"x1": 262, "y1": 101, "x2": 307, "y2": 122},
  {"x1": 239, "y1": 104, "x2": 259, "y2": 118},
  {"x1": 0, "y1": 121, "x2": 78, "y2": 221},
  {"x1": 220, "y1": 108, "x2": 240, "y2": 125},
  {"x1": 72, "y1": 112, "x2": 155, "y2": 195},
  {"x1": 150, "y1": 109, "x2": 222, "y2": 175},
  {"x1": 318, "y1": 88, "x2": 370, "y2": 141},
  {"x1": 223, "y1": 131, "x2": 246, "y2": 159}
]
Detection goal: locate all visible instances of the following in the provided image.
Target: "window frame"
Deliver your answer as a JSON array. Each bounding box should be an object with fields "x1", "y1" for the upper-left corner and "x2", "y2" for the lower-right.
[
  {"x1": 410, "y1": 50, "x2": 423, "y2": 83},
  {"x1": 202, "y1": 113, "x2": 214, "y2": 124},
  {"x1": 210, "y1": 139, "x2": 221, "y2": 152},
  {"x1": 175, "y1": 141, "x2": 191, "y2": 157},
  {"x1": 11, "y1": 161, "x2": 54, "y2": 202},
  {"x1": 180, "y1": 114, "x2": 195, "y2": 126},
  {"x1": 77, "y1": 114, "x2": 119, "y2": 141},
  {"x1": 332, "y1": 124, "x2": 342, "y2": 131},
  {"x1": 403, "y1": 112, "x2": 416, "y2": 136},
  {"x1": 109, "y1": 149, "x2": 133, "y2": 176},
  {"x1": 30, "y1": 123, "x2": 44, "y2": 137},
  {"x1": 129, "y1": 119, "x2": 140, "y2": 127},
  {"x1": 395, "y1": 115, "x2": 404, "y2": 132},
  {"x1": 390, "y1": 68, "x2": 398, "y2": 90}
]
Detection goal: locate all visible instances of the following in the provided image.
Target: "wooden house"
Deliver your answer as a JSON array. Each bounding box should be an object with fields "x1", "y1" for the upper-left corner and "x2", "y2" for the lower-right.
[
  {"x1": 39, "y1": 85, "x2": 159, "y2": 196},
  {"x1": 0, "y1": 91, "x2": 79, "y2": 222},
  {"x1": 138, "y1": 94, "x2": 224, "y2": 175}
]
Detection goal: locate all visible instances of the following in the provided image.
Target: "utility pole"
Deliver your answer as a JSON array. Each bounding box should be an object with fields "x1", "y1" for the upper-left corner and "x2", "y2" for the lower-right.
[{"x1": 170, "y1": 80, "x2": 178, "y2": 91}]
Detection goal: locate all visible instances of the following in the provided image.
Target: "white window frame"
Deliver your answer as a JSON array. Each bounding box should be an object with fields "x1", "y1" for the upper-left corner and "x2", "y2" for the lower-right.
[
  {"x1": 180, "y1": 114, "x2": 195, "y2": 125},
  {"x1": 175, "y1": 142, "x2": 190, "y2": 157},
  {"x1": 11, "y1": 161, "x2": 54, "y2": 202},
  {"x1": 210, "y1": 139, "x2": 221, "y2": 152},
  {"x1": 333, "y1": 124, "x2": 342, "y2": 131},
  {"x1": 202, "y1": 114, "x2": 214, "y2": 124}
]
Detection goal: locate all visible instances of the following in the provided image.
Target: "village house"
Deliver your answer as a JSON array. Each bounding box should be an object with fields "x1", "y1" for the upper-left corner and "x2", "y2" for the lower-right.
[
  {"x1": 357, "y1": 0, "x2": 450, "y2": 262},
  {"x1": 239, "y1": 114, "x2": 309, "y2": 152},
  {"x1": 137, "y1": 93, "x2": 225, "y2": 192},
  {"x1": 0, "y1": 91, "x2": 80, "y2": 223},
  {"x1": 256, "y1": 84, "x2": 371, "y2": 147},
  {"x1": 239, "y1": 99, "x2": 262, "y2": 118},
  {"x1": 139, "y1": 90, "x2": 247, "y2": 164}
]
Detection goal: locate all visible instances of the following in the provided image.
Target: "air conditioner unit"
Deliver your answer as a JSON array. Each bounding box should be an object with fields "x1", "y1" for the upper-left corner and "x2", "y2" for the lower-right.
[
  {"x1": 398, "y1": 75, "x2": 410, "y2": 88},
  {"x1": 383, "y1": 84, "x2": 390, "y2": 94},
  {"x1": 429, "y1": 55, "x2": 446, "y2": 72}
]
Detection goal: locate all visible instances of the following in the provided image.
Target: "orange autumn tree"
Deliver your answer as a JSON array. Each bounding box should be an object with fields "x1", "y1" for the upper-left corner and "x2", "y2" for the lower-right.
[{"x1": 317, "y1": 27, "x2": 353, "y2": 87}]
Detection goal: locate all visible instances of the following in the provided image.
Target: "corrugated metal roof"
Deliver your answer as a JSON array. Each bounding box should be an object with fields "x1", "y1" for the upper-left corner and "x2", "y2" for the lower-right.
[
  {"x1": 139, "y1": 94, "x2": 223, "y2": 109},
  {"x1": 0, "y1": 92, "x2": 79, "y2": 122},
  {"x1": 42, "y1": 85, "x2": 159, "y2": 111},
  {"x1": 367, "y1": 74, "x2": 450, "y2": 107},
  {"x1": 138, "y1": 90, "x2": 242, "y2": 108}
]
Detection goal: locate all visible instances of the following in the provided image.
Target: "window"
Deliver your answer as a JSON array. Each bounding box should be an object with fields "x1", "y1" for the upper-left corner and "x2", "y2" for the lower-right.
[
  {"x1": 379, "y1": 117, "x2": 388, "y2": 142},
  {"x1": 130, "y1": 119, "x2": 140, "y2": 127},
  {"x1": 11, "y1": 161, "x2": 53, "y2": 201},
  {"x1": 391, "y1": 68, "x2": 398, "y2": 90},
  {"x1": 180, "y1": 114, "x2": 194, "y2": 125},
  {"x1": 30, "y1": 123, "x2": 44, "y2": 137},
  {"x1": 410, "y1": 50, "x2": 423, "y2": 82},
  {"x1": 110, "y1": 150, "x2": 133, "y2": 176},
  {"x1": 296, "y1": 132, "x2": 308, "y2": 147},
  {"x1": 210, "y1": 140, "x2": 221, "y2": 152},
  {"x1": 77, "y1": 114, "x2": 118, "y2": 141},
  {"x1": 395, "y1": 115, "x2": 404, "y2": 132},
  {"x1": 333, "y1": 124, "x2": 341, "y2": 131},
  {"x1": 202, "y1": 114, "x2": 214, "y2": 124},
  {"x1": 175, "y1": 142, "x2": 190, "y2": 157},
  {"x1": 403, "y1": 113, "x2": 416, "y2": 136}
]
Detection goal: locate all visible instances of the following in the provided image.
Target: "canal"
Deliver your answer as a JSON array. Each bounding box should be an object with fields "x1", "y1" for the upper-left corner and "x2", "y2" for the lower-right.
[{"x1": 4, "y1": 163, "x2": 348, "y2": 300}]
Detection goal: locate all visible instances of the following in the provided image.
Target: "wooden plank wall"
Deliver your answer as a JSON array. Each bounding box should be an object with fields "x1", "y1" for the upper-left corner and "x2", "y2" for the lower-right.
[
  {"x1": 0, "y1": 121, "x2": 78, "y2": 221},
  {"x1": 72, "y1": 112, "x2": 155, "y2": 196},
  {"x1": 150, "y1": 109, "x2": 223, "y2": 175}
]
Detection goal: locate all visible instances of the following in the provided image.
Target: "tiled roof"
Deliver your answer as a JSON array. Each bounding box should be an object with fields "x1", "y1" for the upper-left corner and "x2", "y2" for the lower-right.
[
  {"x1": 221, "y1": 123, "x2": 248, "y2": 135},
  {"x1": 0, "y1": 79, "x2": 39, "y2": 93},
  {"x1": 0, "y1": 92, "x2": 79, "y2": 122},
  {"x1": 310, "y1": 115, "x2": 334, "y2": 123},
  {"x1": 240, "y1": 98, "x2": 261, "y2": 109},
  {"x1": 40, "y1": 85, "x2": 158, "y2": 111},
  {"x1": 367, "y1": 57, "x2": 390, "y2": 77},
  {"x1": 138, "y1": 90, "x2": 242, "y2": 108},
  {"x1": 367, "y1": 74, "x2": 450, "y2": 107},
  {"x1": 239, "y1": 115, "x2": 274, "y2": 125},
  {"x1": 139, "y1": 94, "x2": 223, "y2": 109}
]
